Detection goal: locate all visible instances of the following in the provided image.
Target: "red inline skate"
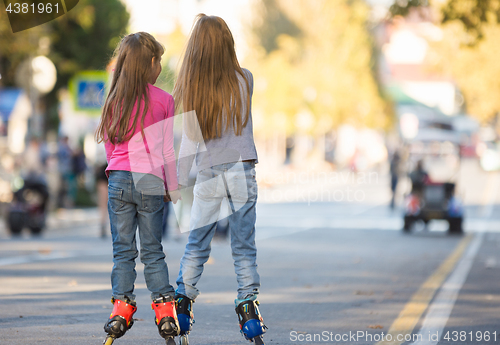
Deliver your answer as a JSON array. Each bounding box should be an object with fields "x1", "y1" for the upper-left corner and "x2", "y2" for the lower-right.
[
  {"x1": 103, "y1": 298, "x2": 137, "y2": 344},
  {"x1": 152, "y1": 296, "x2": 180, "y2": 345}
]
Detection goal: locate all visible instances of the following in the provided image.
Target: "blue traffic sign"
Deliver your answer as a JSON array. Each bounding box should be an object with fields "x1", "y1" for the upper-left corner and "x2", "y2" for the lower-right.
[{"x1": 70, "y1": 71, "x2": 108, "y2": 113}]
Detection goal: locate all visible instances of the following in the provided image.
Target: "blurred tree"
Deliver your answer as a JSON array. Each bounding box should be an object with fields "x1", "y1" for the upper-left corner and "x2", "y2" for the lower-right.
[
  {"x1": 253, "y1": 0, "x2": 302, "y2": 54},
  {"x1": 390, "y1": 0, "x2": 500, "y2": 43},
  {"x1": 248, "y1": 0, "x2": 388, "y2": 136},
  {"x1": 428, "y1": 23, "x2": 500, "y2": 123},
  {"x1": 45, "y1": 0, "x2": 129, "y2": 131},
  {"x1": 295, "y1": 0, "x2": 387, "y2": 130},
  {"x1": 48, "y1": 0, "x2": 129, "y2": 89},
  {"x1": 390, "y1": 0, "x2": 500, "y2": 122},
  {"x1": 389, "y1": 0, "x2": 429, "y2": 17},
  {"x1": 0, "y1": 10, "x2": 43, "y2": 87},
  {"x1": 0, "y1": 0, "x2": 129, "y2": 132},
  {"x1": 155, "y1": 24, "x2": 187, "y2": 94}
]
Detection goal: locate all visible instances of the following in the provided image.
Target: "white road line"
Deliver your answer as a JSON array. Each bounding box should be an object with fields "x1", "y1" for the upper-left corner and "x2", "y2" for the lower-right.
[
  {"x1": 410, "y1": 232, "x2": 484, "y2": 345},
  {"x1": 411, "y1": 172, "x2": 499, "y2": 345},
  {"x1": 0, "y1": 250, "x2": 107, "y2": 267},
  {"x1": 0, "y1": 252, "x2": 69, "y2": 266}
]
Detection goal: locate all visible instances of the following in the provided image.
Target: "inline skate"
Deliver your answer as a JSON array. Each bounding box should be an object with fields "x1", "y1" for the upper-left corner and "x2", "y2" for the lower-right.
[
  {"x1": 175, "y1": 295, "x2": 195, "y2": 345},
  {"x1": 235, "y1": 296, "x2": 267, "y2": 344},
  {"x1": 152, "y1": 296, "x2": 180, "y2": 345},
  {"x1": 103, "y1": 298, "x2": 137, "y2": 344}
]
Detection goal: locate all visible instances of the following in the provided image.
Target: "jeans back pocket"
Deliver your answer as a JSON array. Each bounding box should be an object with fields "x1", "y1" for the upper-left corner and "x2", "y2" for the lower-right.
[
  {"x1": 194, "y1": 170, "x2": 218, "y2": 198},
  {"x1": 108, "y1": 185, "x2": 125, "y2": 212},
  {"x1": 140, "y1": 186, "x2": 164, "y2": 213}
]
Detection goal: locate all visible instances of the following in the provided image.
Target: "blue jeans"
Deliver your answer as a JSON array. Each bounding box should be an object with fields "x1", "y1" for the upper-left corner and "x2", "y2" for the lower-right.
[
  {"x1": 176, "y1": 161, "x2": 260, "y2": 300},
  {"x1": 108, "y1": 170, "x2": 174, "y2": 301}
]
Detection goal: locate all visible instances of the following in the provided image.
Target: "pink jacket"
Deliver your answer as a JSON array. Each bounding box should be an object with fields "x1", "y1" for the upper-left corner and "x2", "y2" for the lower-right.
[{"x1": 105, "y1": 84, "x2": 178, "y2": 191}]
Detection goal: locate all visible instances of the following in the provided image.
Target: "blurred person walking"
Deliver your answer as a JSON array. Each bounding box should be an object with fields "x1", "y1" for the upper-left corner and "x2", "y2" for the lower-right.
[
  {"x1": 72, "y1": 144, "x2": 87, "y2": 183},
  {"x1": 173, "y1": 14, "x2": 267, "y2": 345},
  {"x1": 95, "y1": 32, "x2": 181, "y2": 345},
  {"x1": 56, "y1": 135, "x2": 73, "y2": 208},
  {"x1": 389, "y1": 151, "x2": 401, "y2": 209},
  {"x1": 410, "y1": 159, "x2": 430, "y2": 196},
  {"x1": 23, "y1": 138, "x2": 44, "y2": 174}
]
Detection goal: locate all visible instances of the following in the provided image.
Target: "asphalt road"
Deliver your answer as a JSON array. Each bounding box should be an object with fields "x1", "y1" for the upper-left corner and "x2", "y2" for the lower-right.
[{"x1": 1, "y1": 160, "x2": 499, "y2": 345}]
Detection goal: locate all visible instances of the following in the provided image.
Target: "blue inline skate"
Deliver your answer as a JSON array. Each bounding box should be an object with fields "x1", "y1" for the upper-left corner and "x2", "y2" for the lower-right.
[
  {"x1": 175, "y1": 295, "x2": 194, "y2": 345},
  {"x1": 235, "y1": 296, "x2": 267, "y2": 344}
]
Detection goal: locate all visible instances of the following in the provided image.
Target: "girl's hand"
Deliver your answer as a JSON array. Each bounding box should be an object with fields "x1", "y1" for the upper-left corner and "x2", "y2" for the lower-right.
[{"x1": 166, "y1": 189, "x2": 182, "y2": 204}]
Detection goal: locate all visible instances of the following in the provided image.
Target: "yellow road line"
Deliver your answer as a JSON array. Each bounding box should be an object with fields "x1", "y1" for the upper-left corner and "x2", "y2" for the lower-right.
[{"x1": 376, "y1": 234, "x2": 473, "y2": 345}]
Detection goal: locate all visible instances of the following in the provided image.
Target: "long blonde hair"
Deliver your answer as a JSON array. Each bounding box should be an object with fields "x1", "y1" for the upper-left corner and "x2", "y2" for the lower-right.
[
  {"x1": 96, "y1": 32, "x2": 164, "y2": 144},
  {"x1": 173, "y1": 14, "x2": 250, "y2": 141}
]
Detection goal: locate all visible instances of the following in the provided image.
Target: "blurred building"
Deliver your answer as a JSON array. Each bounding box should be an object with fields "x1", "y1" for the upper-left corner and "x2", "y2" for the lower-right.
[
  {"x1": 376, "y1": 8, "x2": 457, "y2": 115},
  {"x1": 0, "y1": 88, "x2": 32, "y2": 203},
  {"x1": 0, "y1": 88, "x2": 32, "y2": 154},
  {"x1": 374, "y1": 7, "x2": 479, "y2": 154}
]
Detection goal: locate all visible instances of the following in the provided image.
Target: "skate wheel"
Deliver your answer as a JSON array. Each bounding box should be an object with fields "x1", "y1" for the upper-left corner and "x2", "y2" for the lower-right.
[
  {"x1": 103, "y1": 336, "x2": 114, "y2": 345},
  {"x1": 253, "y1": 335, "x2": 265, "y2": 345},
  {"x1": 166, "y1": 337, "x2": 177, "y2": 345},
  {"x1": 180, "y1": 334, "x2": 189, "y2": 345}
]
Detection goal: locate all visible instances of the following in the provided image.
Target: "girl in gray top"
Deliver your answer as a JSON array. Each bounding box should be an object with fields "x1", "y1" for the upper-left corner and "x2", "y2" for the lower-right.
[{"x1": 173, "y1": 14, "x2": 267, "y2": 345}]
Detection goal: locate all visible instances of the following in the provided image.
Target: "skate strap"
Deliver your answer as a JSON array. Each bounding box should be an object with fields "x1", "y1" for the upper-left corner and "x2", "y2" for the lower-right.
[
  {"x1": 176, "y1": 296, "x2": 193, "y2": 315},
  {"x1": 152, "y1": 300, "x2": 178, "y2": 323},
  {"x1": 111, "y1": 299, "x2": 137, "y2": 326},
  {"x1": 236, "y1": 300, "x2": 262, "y2": 326}
]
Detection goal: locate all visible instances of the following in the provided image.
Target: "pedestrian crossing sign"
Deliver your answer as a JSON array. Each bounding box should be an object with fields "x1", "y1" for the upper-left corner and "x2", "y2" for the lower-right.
[{"x1": 69, "y1": 71, "x2": 108, "y2": 114}]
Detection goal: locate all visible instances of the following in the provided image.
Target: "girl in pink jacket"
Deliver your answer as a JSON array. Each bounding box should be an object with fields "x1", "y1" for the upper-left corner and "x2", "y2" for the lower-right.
[{"x1": 95, "y1": 32, "x2": 181, "y2": 345}]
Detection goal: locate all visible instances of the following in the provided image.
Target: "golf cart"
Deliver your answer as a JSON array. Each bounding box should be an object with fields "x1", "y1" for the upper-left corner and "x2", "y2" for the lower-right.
[
  {"x1": 403, "y1": 180, "x2": 463, "y2": 233},
  {"x1": 399, "y1": 107, "x2": 465, "y2": 234}
]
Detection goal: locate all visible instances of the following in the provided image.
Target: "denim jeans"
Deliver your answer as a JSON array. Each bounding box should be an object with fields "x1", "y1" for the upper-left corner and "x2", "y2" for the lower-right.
[
  {"x1": 176, "y1": 161, "x2": 260, "y2": 300},
  {"x1": 108, "y1": 170, "x2": 175, "y2": 301}
]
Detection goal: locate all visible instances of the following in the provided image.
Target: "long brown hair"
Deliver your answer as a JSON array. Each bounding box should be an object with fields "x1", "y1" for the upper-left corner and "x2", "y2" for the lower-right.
[
  {"x1": 95, "y1": 32, "x2": 164, "y2": 144},
  {"x1": 173, "y1": 14, "x2": 250, "y2": 141}
]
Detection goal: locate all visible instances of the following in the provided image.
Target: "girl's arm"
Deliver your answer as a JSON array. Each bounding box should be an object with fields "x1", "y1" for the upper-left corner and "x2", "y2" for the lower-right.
[{"x1": 162, "y1": 97, "x2": 178, "y2": 191}]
